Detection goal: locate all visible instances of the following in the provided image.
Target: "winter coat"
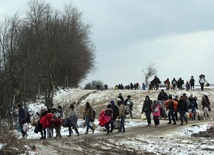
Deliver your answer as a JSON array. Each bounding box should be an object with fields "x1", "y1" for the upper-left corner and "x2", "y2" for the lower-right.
[
  {"x1": 202, "y1": 99, "x2": 210, "y2": 110},
  {"x1": 199, "y1": 77, "x2": 206, "y2": 84},
  {"x1": 178, "y1": 100, "x2": 188, "y2": 112},
  {"x1": 40, "y1": 113, "x2": 54, "y2": 129},
  {"x1": 142, "y1": 100, "x2": 152, "y2": 113},
  {"x1": 18, "y1": 108, "x2": 26, "y2": 124},
  {"x1": 83, "y1": 106, "x2": 94, "y2": 120},
  {"x1": 164, "y1": 99, "x2": 178, "y2": 111},
  {"x1": 45, "y1": 113, "x2": 54, "y2": 128},
  {"x1": 172, "y1": 79, "x2": 177, "y2": 85},
  {"x1": 152, "y1": 104, "x2": 161, "y2": 117},
  {"x1": 158, "y1": 92, "x2": 168, "y2": 101},
  {"x1": 54, "y1": 110, "x2": 65, "y2": 120},
  {"x1": 125, "y1": 99, "x2": 133, "y2": 110},
  {"x1": 190, "y1": 78, "x2": 195, "y2": 86},
  {"x1": 118, "y1": 104, "x2": 126, "y2": 117},
  {"x1": 111, "y1": 104, "x2": 119, "y2": 120},
  {"x1": 39, "y1": 116, "x2": 46, "y2": 128}
]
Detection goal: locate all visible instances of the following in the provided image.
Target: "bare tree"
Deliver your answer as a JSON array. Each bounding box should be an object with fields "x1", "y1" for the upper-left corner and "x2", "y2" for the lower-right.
[
  {"x1": 142, "y1": 63, "x2": 157, "y2": 87},
  {"x1": 0, "y1": 0, "x2": 96, "y2": 109},
  {"x1": 84, "y1": 80, "x2": 104, "y2": 90}
]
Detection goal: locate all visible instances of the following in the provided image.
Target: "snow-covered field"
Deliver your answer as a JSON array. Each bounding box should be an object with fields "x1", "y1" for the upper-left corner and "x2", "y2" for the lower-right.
[{"x1": 3, "y1": 86, "x2": 214, "y2": 154}]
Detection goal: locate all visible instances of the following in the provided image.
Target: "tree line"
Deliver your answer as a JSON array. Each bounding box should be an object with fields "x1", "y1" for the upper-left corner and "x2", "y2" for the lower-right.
[{"x1": 0, "y1": 0, "x2": 95, "y2": 116}]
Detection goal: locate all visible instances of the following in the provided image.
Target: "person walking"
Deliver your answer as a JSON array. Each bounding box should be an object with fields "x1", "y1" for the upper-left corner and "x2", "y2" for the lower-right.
[
  {"x1": 178, "y1": 96, "x2": 188, "y2": 125},
  {"x1": 118, "y1": 102, "x2": 126, "y2": 132},
  {"x1": 83, "y1": 102, "x2": 95, "y2": 134},
  {"x1": 68, "y1": 104, "x2": 79, "y2": 136},
  {"x1": 45, "y1": 109, "x2": 54, "y2": 139},
  {"x1": 164, "y1": 78, "x2": 170, "y2": 90},
  {"x1": 54, "y1": 105, "x2": 65, "y2": 139},
  {"x1": 117, "y1": 93, "x2": 124, "y2": 105},
  {"x1": 151, "y1": 101, "x2": 161, "y2": 126},
  {"x1": 199, "y1": 74, "x2": 206, "y2": 91},
  {"x1": 189, "y1": 76, "x2": 195, "y2": 90},
  {"x1": 142, "y1": 96, "x2": 152, "y2": 126},
  {"x1": 104, "y1": 104, "x2": 113, "y2": 134},
  {"x1": 164, "y1": 95, "x2": 178, "y2": 125},
  {"x1": 110, "y1": 100, "x2": 119, "y2": 132},
  {"x1": 171, "y1": 78, "x2": 177, "y2": 90},
  {"x1": 124, "y1": 95, "x2": 133, "y2": 118},
  {"x1": 201, "y1": 95, "x2": 211, "y2": 120},
  {"x1": 188, "y1": 95, "x2": 198, "y2": 121},
  {"x1": 157, "y1": 89, "x2": 168, "y2": 108},
  {"x1": 17, "y1": 104, "x2": 27, "y2": 138},
  {"x1": 39, "y1": 107, "x2": 48, "y2": 139}
]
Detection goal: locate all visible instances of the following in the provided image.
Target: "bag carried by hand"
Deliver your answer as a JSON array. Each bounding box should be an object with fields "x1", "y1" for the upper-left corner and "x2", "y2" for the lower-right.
[
  {"x1": 63, "y1": 117, "x2": 70, "y2": 127},
  {"x1": 141, "y1": 113, "x2": 146, "y2": 120},
  {"x1": 23, "y1": 123, "x2": 29, "y2": 131}
]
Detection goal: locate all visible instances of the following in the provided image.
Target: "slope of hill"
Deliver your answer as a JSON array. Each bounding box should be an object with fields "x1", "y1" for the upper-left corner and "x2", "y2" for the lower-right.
[
  {"x1": 55, "y1": 87, "x2": 214, "y2": 120},
  {"x1": 6, "y1": 87, "x2": 214, "y2": 155}
]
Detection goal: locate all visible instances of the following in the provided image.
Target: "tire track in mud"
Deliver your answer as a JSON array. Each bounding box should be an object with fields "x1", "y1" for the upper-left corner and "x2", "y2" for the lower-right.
[
  {"x1": 75, "y1": 91, "x2": 97, "y2": 107},
  {"x1": 25, "y1": 120, "x2": 210, "y2": 155}
]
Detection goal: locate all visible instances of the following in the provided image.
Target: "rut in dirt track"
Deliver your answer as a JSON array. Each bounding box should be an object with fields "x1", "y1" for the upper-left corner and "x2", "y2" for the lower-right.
[{"x1": 24, "y1": 120, "x2": 212, "y2": 155}]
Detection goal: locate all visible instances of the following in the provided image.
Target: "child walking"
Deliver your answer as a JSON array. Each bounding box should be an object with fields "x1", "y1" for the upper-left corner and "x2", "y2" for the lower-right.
[{"x1": 152, "y1": 101, "x2": 161, "y2": 126}]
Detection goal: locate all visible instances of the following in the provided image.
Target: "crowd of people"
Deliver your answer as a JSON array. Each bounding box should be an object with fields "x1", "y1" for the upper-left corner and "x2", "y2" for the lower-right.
[
  {"x1": 17, "y1": 85, "x2": 211, "y2": 139},
  {"x1": 142, "y1": 90, "x2": 211, "y2": 127},
  {"x1": 113, "y1": 74, "x2": 209, "y2": 91}
]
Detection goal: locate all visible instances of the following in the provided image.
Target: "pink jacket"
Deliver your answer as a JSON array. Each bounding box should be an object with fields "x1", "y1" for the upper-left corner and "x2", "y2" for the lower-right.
[{"x1": 152, "y1": 104, "x2": 161, "y2": 117}]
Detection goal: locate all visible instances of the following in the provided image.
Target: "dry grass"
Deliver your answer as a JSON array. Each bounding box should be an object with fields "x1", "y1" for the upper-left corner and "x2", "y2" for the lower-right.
[{"x1": 0, "y1": 121, "x2": 26, "y2": 154}]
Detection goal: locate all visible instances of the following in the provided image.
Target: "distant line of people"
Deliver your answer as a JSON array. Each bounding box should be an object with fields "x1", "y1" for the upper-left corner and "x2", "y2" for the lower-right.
[{"x1": 113, "y1": 74, "x2": 209, "y2": 91}]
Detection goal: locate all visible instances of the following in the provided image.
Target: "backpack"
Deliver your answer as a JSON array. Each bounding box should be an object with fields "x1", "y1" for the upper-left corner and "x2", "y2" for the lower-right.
[
  {"x1": 125, "y1": 105, "x2": 130, "y2": 115},
  {"x1": 90, "y1": 109, "x2": 96, "y2": 122}
]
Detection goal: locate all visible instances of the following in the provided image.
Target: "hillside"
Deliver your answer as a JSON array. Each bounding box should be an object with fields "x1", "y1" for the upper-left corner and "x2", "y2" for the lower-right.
[
  {"x1": 54, "y1": 87, "x2": 214, "y2": 120},
  {"x1": 4, "y1": 87, "x2": 213, "y2": 155}
]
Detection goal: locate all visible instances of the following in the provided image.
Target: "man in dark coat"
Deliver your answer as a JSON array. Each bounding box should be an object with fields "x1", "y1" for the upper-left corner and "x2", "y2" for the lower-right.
[
  {"x1": 17, "y1": 104, "x2": 27, "y2": 138},
  {"x1": 110, "y1": 100, "x2": 119, "y2": 132}
]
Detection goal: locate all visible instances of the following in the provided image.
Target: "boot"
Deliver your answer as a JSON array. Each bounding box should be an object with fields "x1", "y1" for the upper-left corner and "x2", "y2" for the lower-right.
[
  {"x1": 68, "y1": 128, "x2": 72, "y2": 137},
  {"x1": 167, "y1": 121, "x2": 171, "y2": 124},
  {"x1": 74, "y1": 127, "x2": 79, "y2": 136},
  {"x1": 85, "y1": 128, "x2": 88, "y2": 134}
]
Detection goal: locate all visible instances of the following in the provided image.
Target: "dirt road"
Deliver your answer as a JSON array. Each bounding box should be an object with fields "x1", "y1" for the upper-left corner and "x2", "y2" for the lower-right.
[{"x1": 25, "y1": 119, "x2": 214, "y2": 155}]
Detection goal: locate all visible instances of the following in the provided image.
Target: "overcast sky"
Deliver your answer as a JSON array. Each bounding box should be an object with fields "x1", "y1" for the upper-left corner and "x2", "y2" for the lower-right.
[{"x1": 1, "y1": 0, "x2": 214, "y2": 88}]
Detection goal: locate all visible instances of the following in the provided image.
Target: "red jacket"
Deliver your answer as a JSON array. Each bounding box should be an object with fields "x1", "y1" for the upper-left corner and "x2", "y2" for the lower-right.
[
  {"x1": 40, "y1": 113, "x2": 54, "y2": 128},
  {"x1": 45, "y1": 113, "x2": 54, "y2": 128},
  {"x1": 98, "y1": 110, "x2": 111, "y2": 127}
]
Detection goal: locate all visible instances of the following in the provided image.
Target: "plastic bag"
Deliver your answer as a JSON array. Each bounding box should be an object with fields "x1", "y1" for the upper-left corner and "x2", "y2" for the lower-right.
[
  {"x1": 141, "y1": 113, "x2": 146, "y2": 120},
  {"x1": 23, "y1": 123, "x2": 29, "y2": 131}
]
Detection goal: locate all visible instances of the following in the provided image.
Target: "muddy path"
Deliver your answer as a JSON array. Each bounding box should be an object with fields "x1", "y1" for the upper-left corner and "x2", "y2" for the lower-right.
[{"x1": 24, "y1": 120, "x2": 213, "y2": 155}]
